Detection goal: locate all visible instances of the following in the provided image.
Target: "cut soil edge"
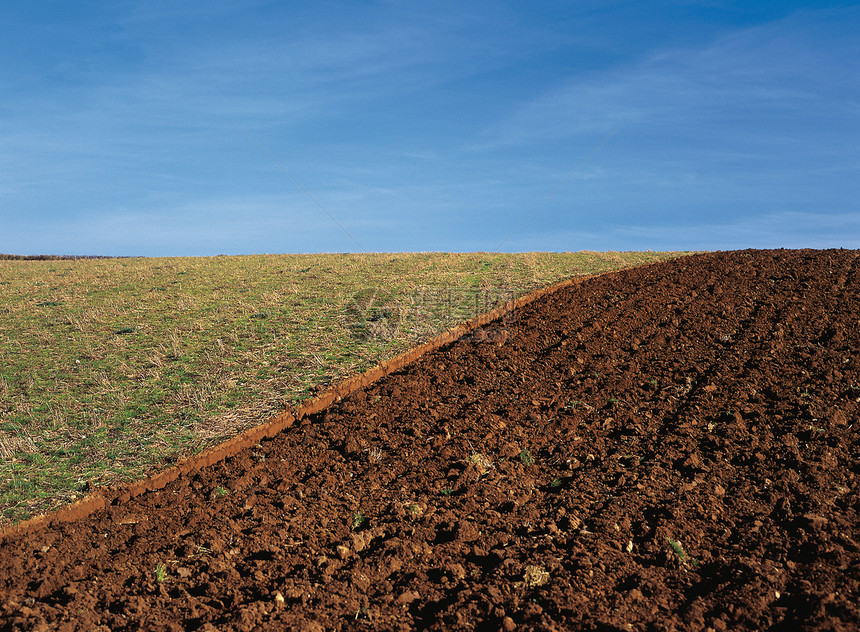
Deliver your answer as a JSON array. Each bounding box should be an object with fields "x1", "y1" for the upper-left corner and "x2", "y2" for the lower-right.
[{"x1": 0, "y1": 262, "x2": 658, "y2": 545}]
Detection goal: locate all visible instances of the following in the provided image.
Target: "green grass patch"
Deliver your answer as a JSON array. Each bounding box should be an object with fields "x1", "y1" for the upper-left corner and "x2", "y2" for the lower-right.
[{"x1": 0, "y1": 251, "x2": 687, "y2": 522}]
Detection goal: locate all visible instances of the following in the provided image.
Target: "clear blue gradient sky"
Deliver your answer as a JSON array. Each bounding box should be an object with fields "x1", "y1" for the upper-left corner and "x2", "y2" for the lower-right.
[{"x1": 2, "y1": 1, "x2": 858, "y2": 256}]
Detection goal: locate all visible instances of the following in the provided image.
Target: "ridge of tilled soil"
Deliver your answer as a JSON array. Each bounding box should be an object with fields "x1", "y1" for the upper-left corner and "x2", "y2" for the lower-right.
[{"x1": 2, "y1": 249, "x2": 859, "y2": 632}]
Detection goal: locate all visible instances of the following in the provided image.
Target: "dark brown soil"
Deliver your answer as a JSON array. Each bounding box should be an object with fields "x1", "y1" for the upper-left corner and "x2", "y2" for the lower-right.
[{"x1": 2, "y1": 249, "x2": 859, "y2": 631}]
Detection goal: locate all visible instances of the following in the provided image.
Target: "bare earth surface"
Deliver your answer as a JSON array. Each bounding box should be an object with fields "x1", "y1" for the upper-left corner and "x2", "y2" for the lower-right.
[{"x1": 1, "y1": 249, "x2": 859, "y2": 631}]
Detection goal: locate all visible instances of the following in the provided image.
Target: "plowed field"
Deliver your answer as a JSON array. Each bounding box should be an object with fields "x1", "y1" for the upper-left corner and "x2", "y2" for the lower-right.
[{"x1": 1, "y1": 249, "x2": 859, "y2": 631}]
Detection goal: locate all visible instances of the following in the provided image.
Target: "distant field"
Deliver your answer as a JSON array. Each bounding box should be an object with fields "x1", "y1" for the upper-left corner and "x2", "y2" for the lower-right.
[{"x1": 0, "y1": 251, "x2": 686, "y2": 523}]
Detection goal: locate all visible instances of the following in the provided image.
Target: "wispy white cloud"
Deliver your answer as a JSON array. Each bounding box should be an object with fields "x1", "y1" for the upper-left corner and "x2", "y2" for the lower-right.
[
  {"x1": 1, "y1": 2, "x2": 858, "y2": 255},
  {"x1": 481, "y1": 6, "x2": 860, "y2": 146},
  {"x1": 504, "y1": 210, "x2": 860, "y2": 253},
  {"x1": 3, "y1": 194, "x2": 371, "y2": 256}
]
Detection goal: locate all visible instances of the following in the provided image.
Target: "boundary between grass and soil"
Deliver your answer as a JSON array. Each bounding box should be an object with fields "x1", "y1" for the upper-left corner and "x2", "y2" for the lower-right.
[{"x1": 0, "y1": 258, "x2": 685, "y2": 544}]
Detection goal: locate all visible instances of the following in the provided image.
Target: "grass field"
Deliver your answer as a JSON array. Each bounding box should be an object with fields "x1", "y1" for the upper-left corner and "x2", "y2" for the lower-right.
[{"x1": 0, "y1": 251, "x2": 686, "y2": 523}]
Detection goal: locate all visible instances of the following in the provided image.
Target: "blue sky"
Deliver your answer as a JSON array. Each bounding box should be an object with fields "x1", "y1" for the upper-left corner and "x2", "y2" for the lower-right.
[{"x1": 2, "y1": 1, "x2": 858, "y2": 256}]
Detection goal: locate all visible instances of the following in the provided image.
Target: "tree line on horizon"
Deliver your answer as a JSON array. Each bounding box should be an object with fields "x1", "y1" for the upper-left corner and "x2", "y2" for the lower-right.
[{"x1": 0, "y1": 254, "x2": 132, "y2": 261}]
